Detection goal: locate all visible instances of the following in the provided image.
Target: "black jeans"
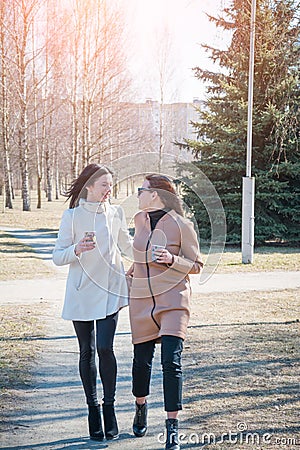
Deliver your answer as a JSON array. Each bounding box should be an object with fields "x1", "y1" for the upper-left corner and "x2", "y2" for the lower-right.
[
  {"x1": 73, "y1": 311, "x2": 118, "y2": 406},
  {"x1": 132, "y1": 335, "x2": 183, "y2": 412}
]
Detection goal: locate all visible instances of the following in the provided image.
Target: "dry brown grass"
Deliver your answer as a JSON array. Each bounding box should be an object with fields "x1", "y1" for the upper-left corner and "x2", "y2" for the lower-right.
[
  {"x1": 0, "y1": 303, "x2": 47, "y2": 424},
  {"x1": 0, "y1": 233, "x2": 56, "y2": 280},
  {"x1": 182, "y1": 289, "x2": 300, "y2": 449},
  {"x1": 0, "y1": 194, "x2": 66, "y2": 230},
  {"x1": 213, "y1": 247, "x2": 300, "y2": 273},
  {"x1": 0, "y1": 194, "x2": 64, "y2": 280},
  {"x1": 0, "y1": 304, "x2": 45, "y2": 387}
]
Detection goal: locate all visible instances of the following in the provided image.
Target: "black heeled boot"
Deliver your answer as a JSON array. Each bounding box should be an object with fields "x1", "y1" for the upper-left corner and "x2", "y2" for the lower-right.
[
  {"x1": 88, "y1": 404, "x2": 104, "y2": 441},
  {"x1": 165, "y1": 419, "x2": 180, "y2": 450},
  {"x1": 133, "y1": 402, "x2": 147, "y2": 437},
  {"x1": 102, "y1": 404, "x2": 119, "y2": 440}
]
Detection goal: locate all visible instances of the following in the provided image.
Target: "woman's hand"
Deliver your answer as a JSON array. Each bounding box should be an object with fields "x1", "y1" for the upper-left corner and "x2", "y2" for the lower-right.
[
  {"x1": 75, "y1": 235, "x2": 96, "y2": 256},
  {"x1": 154, "y1": 248, "x2": 174, "y2": 265}
]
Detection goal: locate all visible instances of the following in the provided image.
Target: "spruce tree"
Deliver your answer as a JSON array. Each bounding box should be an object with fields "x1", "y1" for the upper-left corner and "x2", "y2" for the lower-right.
[{"x1": 180, "y1": 0, "x2": 300, "y2": 245}]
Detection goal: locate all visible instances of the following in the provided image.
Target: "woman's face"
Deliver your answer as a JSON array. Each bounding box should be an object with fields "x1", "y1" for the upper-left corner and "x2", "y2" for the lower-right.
[
  {"x1": 137, "y1": 179, "x2": 154, "y2": 211},
  {"x1": 86, "y1": 173, "x2": 113, "y2": 202}
]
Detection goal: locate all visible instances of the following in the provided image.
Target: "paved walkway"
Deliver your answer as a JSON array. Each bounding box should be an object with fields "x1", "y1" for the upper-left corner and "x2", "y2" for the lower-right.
[{"x1": 0, "y1": 227, "x2": 299, "y2": 449}]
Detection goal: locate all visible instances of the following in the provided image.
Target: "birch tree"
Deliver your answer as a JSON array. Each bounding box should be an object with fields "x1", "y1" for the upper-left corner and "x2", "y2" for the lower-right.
[
  {"x1": 4, "y1": 0, "x2": 47, "y2": 211},
  {"x1": 153, "y1": 25, "x2": 178, "y2": 171},
  {"x1": 0, "y1": 2, "x2": 13, "y2": 208}
]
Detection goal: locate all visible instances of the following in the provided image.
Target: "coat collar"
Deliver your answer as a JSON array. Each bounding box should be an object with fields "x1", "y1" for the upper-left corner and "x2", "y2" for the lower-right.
[
  {"x1": 79, "y1": 198, "x2": 107, "y2": 214},
  {"x1": 145, "y1": 209, "x2": 177, "y2": 222},
  {"x1": 142, "y1": 209, "x2": 178, "y2": 234}
]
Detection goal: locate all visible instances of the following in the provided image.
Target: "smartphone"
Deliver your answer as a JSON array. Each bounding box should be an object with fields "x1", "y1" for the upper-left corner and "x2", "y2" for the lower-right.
[{"x1": 151, "y1": 244, "x2": 165, "y2": 261}]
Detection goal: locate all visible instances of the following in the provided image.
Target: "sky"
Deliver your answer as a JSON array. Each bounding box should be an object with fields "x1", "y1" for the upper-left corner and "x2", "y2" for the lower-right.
[{"x1": 125, "y1": 0, "x2": 231, "y2": 103}]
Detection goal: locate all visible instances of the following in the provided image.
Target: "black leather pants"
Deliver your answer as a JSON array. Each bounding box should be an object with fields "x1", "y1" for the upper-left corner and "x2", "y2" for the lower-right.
[{"x1": 73, "y1": 311, "x2": 118, "y2": 406}]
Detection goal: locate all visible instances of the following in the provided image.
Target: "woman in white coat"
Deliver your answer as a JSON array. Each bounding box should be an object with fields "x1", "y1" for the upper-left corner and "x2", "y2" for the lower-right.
[{"x1": 53, "y1": 164, "x2": 132, "y2": 441}]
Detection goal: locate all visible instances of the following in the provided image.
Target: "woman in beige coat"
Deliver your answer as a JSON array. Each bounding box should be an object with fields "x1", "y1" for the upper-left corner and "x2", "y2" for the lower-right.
[{"x1": 127, "y1": 174, "x2": 203, "y2": 450}]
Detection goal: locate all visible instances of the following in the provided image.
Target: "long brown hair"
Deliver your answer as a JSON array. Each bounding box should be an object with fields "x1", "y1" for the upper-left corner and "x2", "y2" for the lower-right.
[
  {"x1": 146, "y1": 174, "x2": 184, "y2": 216},
  {"x1": 65, "y1": 164, "x2": 113, "y2": 209}
]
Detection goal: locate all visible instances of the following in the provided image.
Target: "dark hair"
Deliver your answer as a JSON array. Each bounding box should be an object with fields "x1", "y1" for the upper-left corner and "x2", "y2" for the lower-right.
[
  {"x1": 146, "y1": 174, "x2": 184, "y2": 216},
  {"x1": 65, "y1": 164, "x2": 113, "y2": 209}
]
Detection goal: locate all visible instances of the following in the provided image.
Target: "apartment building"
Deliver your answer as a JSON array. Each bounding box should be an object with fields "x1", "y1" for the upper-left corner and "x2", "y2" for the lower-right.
[{"x1": 102, "y1": 99, "x2": 202, "y2": 164}]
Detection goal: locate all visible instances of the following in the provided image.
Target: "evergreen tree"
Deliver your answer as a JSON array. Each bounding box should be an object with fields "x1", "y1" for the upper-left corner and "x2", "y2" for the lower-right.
[{"x1": 180, "y1": 0, "x2": 300, "y2": 245}]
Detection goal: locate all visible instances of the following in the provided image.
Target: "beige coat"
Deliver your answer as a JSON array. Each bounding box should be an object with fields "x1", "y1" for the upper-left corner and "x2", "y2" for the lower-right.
[{"x1": 128, "y1": 209, "x2": 203, "y2": 344}]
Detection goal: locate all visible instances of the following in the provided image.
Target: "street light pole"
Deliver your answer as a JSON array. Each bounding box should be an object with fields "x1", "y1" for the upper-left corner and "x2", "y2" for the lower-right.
[{"x1": 242, "y1": 0, "x2": 256, "y2": 264}]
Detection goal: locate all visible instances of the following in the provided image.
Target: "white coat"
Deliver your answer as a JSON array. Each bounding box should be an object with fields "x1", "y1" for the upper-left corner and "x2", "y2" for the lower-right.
[{"x1": 53, "y1": 199, "x2": 133, "y2": 321}]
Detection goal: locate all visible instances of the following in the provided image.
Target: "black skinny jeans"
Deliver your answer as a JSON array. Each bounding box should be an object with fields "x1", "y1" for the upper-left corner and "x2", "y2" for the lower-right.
[
  {"x1": 132, "y1": 335, "x2": 183, "y2": 412},
  {"x1": 73, "y1": 311, "x2": 118, "y2": 406}
]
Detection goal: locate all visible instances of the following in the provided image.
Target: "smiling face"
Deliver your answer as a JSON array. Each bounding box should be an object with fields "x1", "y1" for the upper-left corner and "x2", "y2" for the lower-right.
[{"x1": 86, "y1": 173, "x2": 113, "y2": 203}]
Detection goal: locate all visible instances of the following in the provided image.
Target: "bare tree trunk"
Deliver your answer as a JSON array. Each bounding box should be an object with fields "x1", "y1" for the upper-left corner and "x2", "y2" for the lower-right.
[
  {"x1": 45, "y1": 0, "x2": 60, "y2": 201},
  {"x1": 19, "y1": 85, "x2": 31, "y2": 211},
  {"x1": 131, "y1": 177, "x2": 135, "y2": 195},
  {"x1": 158, "y1": 49, "x2": 166, "y2": 173},
  {"x1": 97, "y1": 0, "x2": 108, "y2": 164},
  {"x1": 71, "y1": 14, "x2": 80, "y2": 178},
  {"x1": 11, "y1": 173, "x2": 15, "y2": 200},
  {"x1": 55, "y1": 145, "x2": 59, "y2": 199},
  {"x1": 31, "y1": 21, "x2": 43, "y2": 209},
  {"x1": 158, "y1": 102, "x2": 164, "y2": 173},
  {"x1": 45, "y1": 113, "x2": 53, "y2": 201},
  {"x1": 155, "y1": 26, "x2": 177, "y2": 173},
  {"x1": 3, "y1": 149, "x2": 13, "y2": 209},
  {"x1": 36, "y1": 171, "x2": 42, "y2": 208},
  {"x1": 71, "y1": 102, "x2": 80, "y2": 178},
  {"x1": 0, "y1": 2, "x2": 13, "y2": 209},
  {"x1": 15, "y1": 3, "x2": 31, "y2": 211},
  {"x1": 81, "y1": 6, "x2": 88, "y2": 167},
  {"x1": 19, "y1": 127, "x2": 30, "y2": 211},
  {"x1": 45, "y1": 144, "x2": 52, "y2": 201}
]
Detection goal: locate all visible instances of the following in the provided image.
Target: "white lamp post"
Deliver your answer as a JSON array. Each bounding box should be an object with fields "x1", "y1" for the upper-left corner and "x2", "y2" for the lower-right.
[{"x1": 242, "y1": 0, "x2": 256, "y2": 264}]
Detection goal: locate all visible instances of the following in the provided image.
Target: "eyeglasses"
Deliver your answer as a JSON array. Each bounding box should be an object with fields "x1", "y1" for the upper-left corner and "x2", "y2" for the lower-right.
[{"x1": 137, "y1": 187, "x2": 153, "y2": 196}]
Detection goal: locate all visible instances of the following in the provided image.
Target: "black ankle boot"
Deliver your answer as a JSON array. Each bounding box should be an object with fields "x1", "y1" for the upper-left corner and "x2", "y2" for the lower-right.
[
  {"x1": 165, "y1": 419, "x2": 180, "y2": 450},
  {"x1": 133, "y1": 402, "x2": 147, "y2": 437},
  {"x1": 102, "y1": 404, "x2": 119, "y2": 440},
  {"x1": 88, "y1": 404, "x2": 104, "y2": 441}
]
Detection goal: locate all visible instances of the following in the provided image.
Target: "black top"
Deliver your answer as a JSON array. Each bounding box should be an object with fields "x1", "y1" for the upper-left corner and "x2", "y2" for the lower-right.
[{"x1": 148, "y1": 208, "x2": 170, "y2": 231}]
